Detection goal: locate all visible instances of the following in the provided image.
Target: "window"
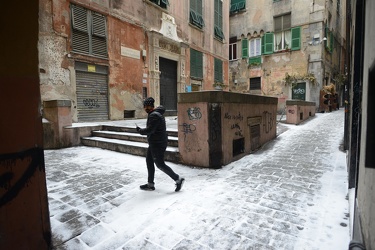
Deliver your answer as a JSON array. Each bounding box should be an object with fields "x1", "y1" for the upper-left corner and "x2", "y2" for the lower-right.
[
  {"x1": 71, "y1": 5, "x2": 107, "y2": 58},
  {"x1": 149, "y1": 0, "x2": 169, "y2": 9},
  {"x1": 230, "y1": 0, "x2": 246, "y2": 14},
  {"x1": 250, "y1": 77, "x2": 261, "y2": 90},
  {"x1": 214, "y1": 58, "x2": 223, "y2": 83},
  {"x1": 190, "y1": 0, "x2": 204, "y2": 29},
  {"x1": 249, "y1": 38, "x2": 261, "y2": 57},
  {"x1": 190, "y1": 49, "x2": 203, "y2": 79},
  {"x1": 274, "y1": 14, "x2": 291, "y2": 51},
  {"x1": 229, "y1": 37, "x2": 237, "y2": 61},
  {"x1": 214, "y1": 0, "x2": 224, "y2": 41}
]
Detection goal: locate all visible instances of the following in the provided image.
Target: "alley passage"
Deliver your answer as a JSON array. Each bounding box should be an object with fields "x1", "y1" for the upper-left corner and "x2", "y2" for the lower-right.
[{"x1": 45, "y1": 109, "x2": 349, "y2": 250}]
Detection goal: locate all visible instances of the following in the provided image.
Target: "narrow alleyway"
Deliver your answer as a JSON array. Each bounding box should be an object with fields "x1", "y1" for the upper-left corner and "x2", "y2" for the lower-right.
[{"x1": 45, "y1": 109, "x2": 349, "y2": 250}]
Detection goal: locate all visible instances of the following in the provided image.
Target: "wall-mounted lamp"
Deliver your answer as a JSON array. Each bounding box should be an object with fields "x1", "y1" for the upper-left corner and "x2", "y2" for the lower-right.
[{"x1": 320, "y1": 37, "x2": 327, "y2": 44}]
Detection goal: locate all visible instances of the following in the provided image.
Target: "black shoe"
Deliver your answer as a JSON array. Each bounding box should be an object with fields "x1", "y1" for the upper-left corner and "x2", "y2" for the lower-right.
[
  {"x1": 140, "y1": 184, "x2": 155, "y2": 191},
  {"x1": 175, "y1": 178, "x2": 185, "y2": 192}
]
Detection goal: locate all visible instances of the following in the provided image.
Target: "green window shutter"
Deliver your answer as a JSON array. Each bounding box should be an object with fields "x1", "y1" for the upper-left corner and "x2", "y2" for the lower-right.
[
  {"x1": 190, "y1": 0, "x2": 204, "y2": 28},
  {"x1": 214, "y1": 58, "x2": 223, "y2": 83},
  {"x1": 190, "y1": 49, "x2": 203, "y2": 79},
  {"x1": 230, "y1": 0, "x2": 245, "y2": 13},
  {"x1": 242, "y1": 39, "x2": 248, "y2": 58},
  {"x1": 291, "y1": 26, "x2": 301, "y2": 51},
  {"x1": 264, "y1": 33, "x2": 274, "y2": 54},
  {"x1": 214, "y1": 0, "x2": 224, "y2": 40},
  {"x1": 330, "y1": 32, "x2": 334, "y2": 53},
  {"x1": 325, "y1": 26, "x2": 329, "y2": 49},
  {"x1": 261, "y1": 35, "x2": 265, "y2": 54}
]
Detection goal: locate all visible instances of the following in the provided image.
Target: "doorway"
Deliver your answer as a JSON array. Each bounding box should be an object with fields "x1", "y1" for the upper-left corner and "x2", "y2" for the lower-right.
[{"x1": 159, "y1": 57, "x2": 177, "y2": 115}]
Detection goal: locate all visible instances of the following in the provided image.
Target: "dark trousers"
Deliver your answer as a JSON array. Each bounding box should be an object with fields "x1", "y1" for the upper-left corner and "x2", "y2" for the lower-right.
[{"x1": 146, "y1": 143, "x2": 179, "y2": 184}]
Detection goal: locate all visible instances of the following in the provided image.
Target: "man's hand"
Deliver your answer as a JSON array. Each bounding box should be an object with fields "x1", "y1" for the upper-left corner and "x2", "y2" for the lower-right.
[{"x1": 136, "y1": 126, "x2": 141, "y2": 132}]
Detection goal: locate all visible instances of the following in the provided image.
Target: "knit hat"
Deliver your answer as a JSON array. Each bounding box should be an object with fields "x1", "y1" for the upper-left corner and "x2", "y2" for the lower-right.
[{"x1": 143, "y1": 97, "x2": 155, "y2": 107}]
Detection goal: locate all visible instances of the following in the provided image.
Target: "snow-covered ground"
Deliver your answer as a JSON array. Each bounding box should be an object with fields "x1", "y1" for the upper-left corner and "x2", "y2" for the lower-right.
[{"x1": 45, "y1": 109, "x2": 350, "y2": 249}]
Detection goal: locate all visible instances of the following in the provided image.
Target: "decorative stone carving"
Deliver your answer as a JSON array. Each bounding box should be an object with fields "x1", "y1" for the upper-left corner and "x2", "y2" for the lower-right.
[{"x1": 159, "y1": 13, "x2": 181, "y2": 42}]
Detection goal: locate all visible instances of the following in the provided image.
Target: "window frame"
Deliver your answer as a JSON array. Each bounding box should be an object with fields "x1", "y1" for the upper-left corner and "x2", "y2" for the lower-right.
[
  {"x1": 229, "y1": 37, "x2": 238, "y2": 61},
  {"x1": 274, "y1": 13, "x2": 291, "y2": 51},
  {"x1": 148, "y1": 0, "x2": 169, "y2": 9},
  {"x1": 249, "y1": 38, "x2": 261, "y2": 57}
]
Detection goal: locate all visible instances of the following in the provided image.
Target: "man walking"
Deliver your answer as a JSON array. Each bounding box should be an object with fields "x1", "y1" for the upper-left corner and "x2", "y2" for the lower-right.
[{"x1": 136, "y1": 97, "x2": 185, "y2": 192}]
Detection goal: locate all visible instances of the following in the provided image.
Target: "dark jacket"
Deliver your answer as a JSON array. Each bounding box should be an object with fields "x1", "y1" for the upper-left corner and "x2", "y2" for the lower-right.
[{"x1": 139, "y1": 106, "x2": 168, "y2": 144}]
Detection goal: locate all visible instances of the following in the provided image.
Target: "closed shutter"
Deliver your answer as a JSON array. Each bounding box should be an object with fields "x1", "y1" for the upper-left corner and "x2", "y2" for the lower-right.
[
  {"x1": 291, "y1": 27, "x2": 301, "y2": 50},
  {"x1": 92, "y1": 13, "x2": 107, "y2": 57},
  {"x1": 190, "y1": 49, "x2": 203, "y2": 79},
  {"x1": 76, "y1": 64, "x2": 109, "y2": 121},
  {"x1": 242, "y1": 39, "x2": 248, "y2": 58},
  {"x1": 264, "y1": 33, "x2": 274, "y2": 54},
  {"x1": 214, "y1": 58, "x2": 223, "y2": 83},
  {"x1": 71, "y1": 5, "x2": 89, "y2": 54}
]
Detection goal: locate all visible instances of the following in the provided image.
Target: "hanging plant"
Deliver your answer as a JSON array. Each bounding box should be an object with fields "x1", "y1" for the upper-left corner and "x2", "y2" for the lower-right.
[{"x1": 283, "y1": 72, "x2": 317, "y2": 87}]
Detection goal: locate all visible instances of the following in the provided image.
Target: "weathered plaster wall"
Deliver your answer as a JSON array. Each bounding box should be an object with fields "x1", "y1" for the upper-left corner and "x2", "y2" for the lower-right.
[
  {"x1": 178, "y1": 91, "x2": 277, "y2": 168},
  {"x1": 108, "y1": 18, "x2": 146, "y2": 119},
  {"x1": 229, "y1": 0, "x2": 330, "y2": 113}
]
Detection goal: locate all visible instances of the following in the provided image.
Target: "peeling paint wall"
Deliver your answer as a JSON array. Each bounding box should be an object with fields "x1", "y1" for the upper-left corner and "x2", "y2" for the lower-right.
[
  {"x1": 229, "y1": 0, "x2": 346, "y2": 113},
  {"x1": 39, "y1": 0, "x2": 229, "y2": 122}
]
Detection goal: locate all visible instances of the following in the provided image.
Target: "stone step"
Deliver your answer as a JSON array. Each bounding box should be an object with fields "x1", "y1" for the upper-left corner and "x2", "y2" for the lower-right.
[
  {"x1": 101, "y1": 125, "x2": 178, "y2": 137},
  {"x1": 91, "y1": 130, "x2": 178, "y2": 147},
  {"x1": 81, "y1": 136, "x2": 180, "y2": 163}
]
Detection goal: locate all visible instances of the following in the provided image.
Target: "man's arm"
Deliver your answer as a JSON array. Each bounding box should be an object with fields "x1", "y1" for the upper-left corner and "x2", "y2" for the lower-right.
[{"x1": 138, "y1": 113, "x2": 161, "y2": 135}]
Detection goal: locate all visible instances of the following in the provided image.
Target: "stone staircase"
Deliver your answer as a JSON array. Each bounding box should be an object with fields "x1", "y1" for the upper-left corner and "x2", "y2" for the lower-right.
[{"x1": 81, "y1": 125, "x2": 181, "y2": 163}]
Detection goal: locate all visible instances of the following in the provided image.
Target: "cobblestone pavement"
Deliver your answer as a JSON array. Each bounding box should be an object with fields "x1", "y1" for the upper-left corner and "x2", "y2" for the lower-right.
[{"x1": 45, "y1": 109, "x2": 350, "y2": 249}]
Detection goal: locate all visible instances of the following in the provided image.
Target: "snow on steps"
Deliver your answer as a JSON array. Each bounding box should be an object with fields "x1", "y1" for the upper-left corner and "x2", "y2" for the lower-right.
[{"x1": 81, "y1": 126, "x2": 180, "y2": 163}]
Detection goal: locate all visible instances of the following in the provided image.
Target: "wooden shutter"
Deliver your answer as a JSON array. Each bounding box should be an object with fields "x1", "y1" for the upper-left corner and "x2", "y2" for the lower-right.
[
  {"x1": 191, "y1": 49, "x2": 203, "y2": 79},
  {"x1": 214, "y1": 58, "x2": 223, "y2": 83},
  {"x1": 291, "y1": 27, "x2": 301, "y2": 51},
  {"x1": 264, "y1": 33, "x2": 274, "y2": 54},
  {"x1": 92, "y1": 13, "x2": 107, "y2": 57},
  {"x1": 71, "y1": 5, "x2": 89, "y2": 54},
  {"x1": 242, "y1": 39, "x2": 248, "y2": 58}
]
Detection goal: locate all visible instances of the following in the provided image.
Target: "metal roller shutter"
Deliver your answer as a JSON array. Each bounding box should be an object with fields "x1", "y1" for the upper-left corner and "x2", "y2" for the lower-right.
[{"x1": 76, "y1": 70, "x2": 109, "y2": 121}]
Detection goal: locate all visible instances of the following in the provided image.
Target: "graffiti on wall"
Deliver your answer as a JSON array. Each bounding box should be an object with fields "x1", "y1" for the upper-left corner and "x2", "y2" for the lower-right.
[
  {"x1": 0, "y1": 147, "x2": 44, "y2": 207},
  {"x1": 225, "y1": 112, "x2": 244, "y2": 137},
  {"x1": 224, "y1": 112, "x2": 244, "y2": 122},
  {"x1": 187, "y1": 107, "x2": 202, "y2": 120},
  {"x1": 180, "y1": 123, "x2": 196, "y2": 140},
  {"x1": 231, "y1": 123, "x2": 243, "y2": 137},
  {"x1": 262, "y1": 111, "x2": 274, "y2": 134}
]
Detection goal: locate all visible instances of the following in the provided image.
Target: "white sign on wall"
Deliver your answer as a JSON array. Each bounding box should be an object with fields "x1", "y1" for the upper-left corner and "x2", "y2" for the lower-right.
[{"x1": 121, "y1": 46, "x2": 140, "y2": 59}]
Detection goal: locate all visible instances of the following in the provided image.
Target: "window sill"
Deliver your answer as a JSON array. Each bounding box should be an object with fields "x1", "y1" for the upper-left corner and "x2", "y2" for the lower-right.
[
  {"x1": 189, "y1": 23, "x2": 204, "y2": 32},
  {"x1": 230, "y1": 9, "x2": 246, "y2": 16}
]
